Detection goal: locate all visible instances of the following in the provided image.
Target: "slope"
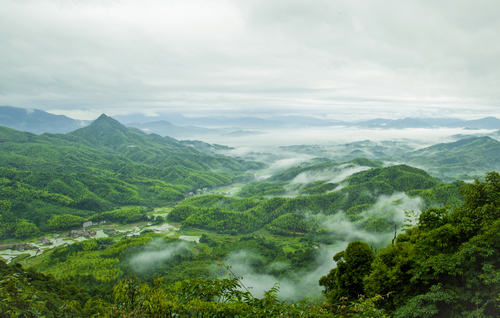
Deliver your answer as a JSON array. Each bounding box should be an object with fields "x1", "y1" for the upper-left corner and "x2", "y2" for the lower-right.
[
  {"x1": 396, "y1": 136, "x2": 500, "y2": 181},
  {"x1": 66, "y1": 114, "x2": 264, "y2": 172}
]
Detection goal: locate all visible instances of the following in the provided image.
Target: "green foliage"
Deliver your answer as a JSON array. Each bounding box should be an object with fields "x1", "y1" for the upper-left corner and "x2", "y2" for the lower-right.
[
  {"x1": 48, "y1": 214, "x2": 85, "y2": 230},
  {"x1": 109, "y1": 275, "x2": 325, "y2": 318},
  {"x1": 172, "y1": 165, "x2": 462, "y2": 239},
  {"x1": 237, "y1": 181, "x2": 287, "y2": 198},
  {"x1": 407, "y1": 180, "x2": 465, "y2": 208},
  {"x1": 398, "y1": 136, "x2": 500, "y2": 181},
  {"x1": 168, "y1": 205, "x2": 199, "y2": 222},
  {"x1": 153, "y1": 215, "x2": 165, "y2": 224},
  {"x1": 182, "y1": 207, "x2": 259, "y2": 234},
  {"x1": 0, "y1": 261, "x2": 90, "y2": 318},
  {"x1": 269, "y1": 158, "x2": 383, "y2": 182},
  {"x1": 0, "y1": 119, "x2": 264, "y2": 230},
  {"x1": 0, "y1": 272, "x2": 45, "y2": 317},
  {"x1": 319, "y1": 241, "x2": 375, "y2": 303},
  {"x1": 14, "y1": 220, "x2": 40, "y2": 238},
  {"x1": 299, "y1": 181, "x2": 338, "y2": 195},
  {"x1": 321, "y1": 171, "x2": 500, "y2": 317},
  {"x1": 265, "y1": 213, "x2": 315, "y2": 236},
  {"x1": 89, "y1": 206, "x2": 148, "y2": 224}
]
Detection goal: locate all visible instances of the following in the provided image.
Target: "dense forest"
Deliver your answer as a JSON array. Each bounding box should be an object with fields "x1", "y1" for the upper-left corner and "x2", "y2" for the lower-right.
[{"x1": 1, "y1": 117, "x2": 499, "y2": 317}]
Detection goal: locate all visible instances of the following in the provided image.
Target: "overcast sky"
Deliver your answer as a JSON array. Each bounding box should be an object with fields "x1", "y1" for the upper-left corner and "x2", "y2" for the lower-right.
[{"x1": 1, "y1": 0, "x2": 500, "y2": 121}]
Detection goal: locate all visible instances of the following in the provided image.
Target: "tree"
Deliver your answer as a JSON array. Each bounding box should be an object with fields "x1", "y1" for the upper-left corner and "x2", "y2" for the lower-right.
[
  {"x1": 14, "y1": 221, "x2": 40, "y2": 239},
  {"x1": 365, "y1": 172, "x2": 500, "y2": 316},
  {"x1": 319, "y1": 241, "x2": 375, "y2": 304}
]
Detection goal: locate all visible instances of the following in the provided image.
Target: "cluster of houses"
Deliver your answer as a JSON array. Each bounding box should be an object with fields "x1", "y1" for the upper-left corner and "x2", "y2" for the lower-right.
[
  {"x1": 68, "y1": 220, "x2": 107, "y2": 238},
  {"x1": 0, "y1": 242, "x2": 40, "y2": 251},
  {"x1": 83, "y1": 220, "x2": 107, "y2": 228},
  {"x1": 36, "y1": 238, "x2": 53, "y2": 245},
  {"x1": 70, "y1": 229, "x2": 96, "y2": 238},
  {"x1": 186, "y1": 188, "x2": 209, "y2": 197}
]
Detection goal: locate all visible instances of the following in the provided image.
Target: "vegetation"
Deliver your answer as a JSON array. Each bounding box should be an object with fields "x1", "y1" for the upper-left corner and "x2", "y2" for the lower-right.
[
  {"x1": 0, "y1": 116, "x2": 265, "y2": 234},
  {"x1": 1, "y1": 118, "x2": 499, "y2": 317},
  {"x1": 3, "y1": 171, "x2": 496, "y2": 316},
  {"x1": 319, "y1": 172, "x2": 500, "y2": 317}
]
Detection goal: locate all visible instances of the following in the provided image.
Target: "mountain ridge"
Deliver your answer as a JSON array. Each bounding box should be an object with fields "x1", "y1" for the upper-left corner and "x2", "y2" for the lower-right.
[{"x1": 0, "y1": 105, "x2": 90, "y2": 134}]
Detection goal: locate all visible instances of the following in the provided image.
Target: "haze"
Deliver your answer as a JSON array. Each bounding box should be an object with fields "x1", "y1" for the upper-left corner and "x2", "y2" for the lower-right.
[{"x1": 1, "y1": 0, "x2": 500, "y2": 121}]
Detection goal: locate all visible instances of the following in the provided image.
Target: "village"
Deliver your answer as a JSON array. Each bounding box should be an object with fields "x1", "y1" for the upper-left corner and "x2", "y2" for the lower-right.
[{"x1": 0, "y1": 210, "x2": 200, "y2": 264}]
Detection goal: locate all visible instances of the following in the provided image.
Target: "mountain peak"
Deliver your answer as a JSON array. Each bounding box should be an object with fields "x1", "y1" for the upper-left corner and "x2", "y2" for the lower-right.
[
  {"x1": 88, "y1": 113, "x2": 128, "y2": 131},
  {"x1": 68, "y1": 113, "x2": 133, "y2": 149},
  {"x1": 97, "y1": 113, "x2": 110, "y2": 119}
]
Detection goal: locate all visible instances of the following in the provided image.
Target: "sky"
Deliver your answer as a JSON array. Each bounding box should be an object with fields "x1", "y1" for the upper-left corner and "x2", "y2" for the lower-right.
[{"x1": 1, "y1": 0, "x2": 500, "y2": 121}]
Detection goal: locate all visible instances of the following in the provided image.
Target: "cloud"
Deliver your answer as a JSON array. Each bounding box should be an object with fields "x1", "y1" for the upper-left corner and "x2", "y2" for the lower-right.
[
  {"x1": 219, "y1": 248, "x2": 342, "y2": 302},
  {"x1": 316, "y1": 192, "x2": 423, "y2": 245},
  {"x1": 215, "y1": 192, "x2": 423, "y2": 301},
  {"x1": 290, "y1": 164, "x2": 371, "y2": 185},
  {"x1": 200, "y1": 126, "x2": 487, "y2": 148},
  {"x1": 1, "y1": 0, "x2": 499, "y2": 120},
  {"x1": 128, "y1": 240, "x2": 189, "y2": 273}
]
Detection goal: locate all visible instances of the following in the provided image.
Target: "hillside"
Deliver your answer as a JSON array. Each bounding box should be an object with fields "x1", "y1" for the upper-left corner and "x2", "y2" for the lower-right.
[
  {"x1": 66, "y1": 114, "x2": 264, "y2": 172},
  {"x1": 169, "y1": 164, "x2": 463, "y2": 239},
  {"x1": 0, "y1": 119, "x2": 267, "y2": 233},
  {"x1": 395, "y1": 136, "x2": 500, "y2": 181}
]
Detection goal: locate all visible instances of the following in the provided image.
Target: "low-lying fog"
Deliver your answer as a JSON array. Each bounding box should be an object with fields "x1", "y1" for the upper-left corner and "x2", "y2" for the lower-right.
[
  {"x1": 133, "y1": 125, "x2": 498, "y2": 300},
  {"x1": 187, "y1": 126, "x2": 497, "y2": 149}
]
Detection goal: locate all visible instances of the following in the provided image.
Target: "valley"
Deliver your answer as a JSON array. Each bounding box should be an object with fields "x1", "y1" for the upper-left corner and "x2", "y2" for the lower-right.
[{"x1": 1, "y1": 109, "x2": 500, "y2": 317}]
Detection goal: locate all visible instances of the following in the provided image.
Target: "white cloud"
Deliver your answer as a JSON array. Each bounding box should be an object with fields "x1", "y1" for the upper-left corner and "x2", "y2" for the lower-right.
[{"x1": 1, "y1": 0, "x2": 499, "y2": 120}]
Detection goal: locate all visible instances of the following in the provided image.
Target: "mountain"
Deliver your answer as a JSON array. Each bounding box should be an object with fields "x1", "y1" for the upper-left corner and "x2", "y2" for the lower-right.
[
  {"x1": 65, "y1": 114, "x2": 265, "y2": 172},
  {"x1": 348, "y1": 117, "x2": 500, "y2": 130},
  {"x1": 126, "y1": 120, "x2": 220, "y2": 138},
  {"x1": 0, "y1": 105, "x2": 89, "y2": 134},
  {"x1": 0, "y1": 114, "x2": 266, "y2": 181},
  {"x1": 266, "y1": 115, "x2": 346, "y2": 126},
  {"x1": 113, "y1": 113, "x2": 285, "y2": 128},
  {"x1": 355, "y1": 118, "x2": 433, "y2": 129},
  {"x1": 223, "y1": 130, "x2": 264, "y2": 137},
  {"x1": 179, "y1": 140, "x2": 233, "y2": 153},
  {"x1": 395, "y1": 136, "x2": 500, "y2": 181},
  {"x1": 114, "y1": 113, "x2": 500, "y2": 131},
  {"x1": 0, "y1": 117, "x2": 267, "y2": 230},
  {"x1": 416, "y1": 117, "x2": 465, "y2": 126},
  {"x1": 445, "y1": 116, "x2": 500, "y2": 129}
]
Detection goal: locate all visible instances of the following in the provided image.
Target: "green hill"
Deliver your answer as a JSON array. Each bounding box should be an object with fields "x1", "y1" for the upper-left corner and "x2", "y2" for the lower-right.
[
  {"x1": 171, "y1": 164, "x2": 463, "y2": 237},
  {"x1": 66, "y1": 114, "x2": 264, "y2": 172},
  {"x1": 0, "y1": 118, "x2": 266, "y2": 234},
  {"x1": 396, "y1": 136, "x2": 500, "y2": 181}
]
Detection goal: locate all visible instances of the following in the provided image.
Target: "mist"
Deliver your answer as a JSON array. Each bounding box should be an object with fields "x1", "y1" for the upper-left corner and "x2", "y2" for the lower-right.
[
  {"x1": 129, "y1": 240, "x2": 189, "y2": 273},
  {"x1": 196, "y1": 126, "x2": 497, "y2": 149},
  {"x1": 290, "y1": 164, "x2": 371, "y2": 185},
  {"x1": 217, "y1": 247, "x2": 343, "y2": 302},
  {"x1": 217, "y1": 192, "x2": 423, "y2": 301}
]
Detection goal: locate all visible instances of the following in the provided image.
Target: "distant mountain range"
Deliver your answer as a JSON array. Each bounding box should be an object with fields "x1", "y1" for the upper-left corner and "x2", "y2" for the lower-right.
[
  {"x1": 1, "y1": 106, "x2": 499, "y2": 183},
  {"x1": 126, "y1": 120, "x2": 221, "y2": 138},
  {"x1": 0, "y1": 105, "x2": 89, "y2": 134},
  {"x1": 2, "y1": 106, "x2": 500, "y2": 137},
  {"x1": 392, "y1": 136, "x2": 500, "y2": 181}
]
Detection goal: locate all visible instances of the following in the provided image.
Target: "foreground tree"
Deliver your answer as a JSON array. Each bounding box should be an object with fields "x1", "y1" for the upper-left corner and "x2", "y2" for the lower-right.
[
  {"x1": 319, "y1": 241, "x2": 375, "y2": 304},
  {"x1": 346, "y1": 172, "x2": 500, "y2": 317}
]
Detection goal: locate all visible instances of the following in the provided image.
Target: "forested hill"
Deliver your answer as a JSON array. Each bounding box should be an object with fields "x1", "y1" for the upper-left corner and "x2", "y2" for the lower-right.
[
  {"x1": 65, "y1": 114, "x2": 265, "y2": 171},
  {"x1": 395, "y1": 136, "x2": 500, "y2": 181},
  {"x1": 0, "y1": 115, "x2": 264, "y2": 173},
  {"x1": 0, "y1": 119, "x2": 266, "y2": 233}
]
